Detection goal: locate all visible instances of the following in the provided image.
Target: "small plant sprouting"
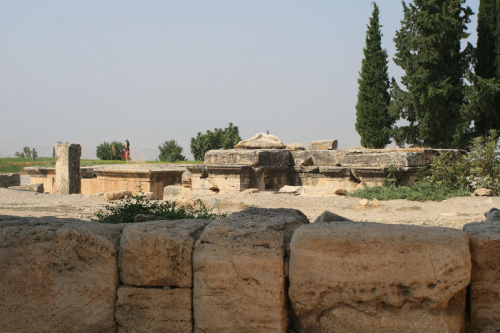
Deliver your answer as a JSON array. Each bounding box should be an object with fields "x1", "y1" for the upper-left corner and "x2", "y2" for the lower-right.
[{"x1": 92, "y1": 194, "x2": 228, "y2": 223}]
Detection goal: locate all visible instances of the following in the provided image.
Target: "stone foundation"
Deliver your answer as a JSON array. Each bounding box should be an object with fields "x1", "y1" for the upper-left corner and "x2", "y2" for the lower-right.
[
  {"x1": 0, "y1": 173, "x2": 21, "y2": 188},
  {"x1": 2, "y1": 208, "x2": 495, "y2": 332}
]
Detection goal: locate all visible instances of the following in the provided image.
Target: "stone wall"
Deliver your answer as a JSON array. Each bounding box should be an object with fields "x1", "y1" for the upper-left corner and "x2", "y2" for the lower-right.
[{"x1": 1, "y1": 209, "x2": 497, "y2": 332}]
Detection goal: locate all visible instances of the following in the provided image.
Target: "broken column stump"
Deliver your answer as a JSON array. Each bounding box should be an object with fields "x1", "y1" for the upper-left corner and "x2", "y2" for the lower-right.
[{"x1": 55, "y1": 142, "x2": 81, "y2": 194}]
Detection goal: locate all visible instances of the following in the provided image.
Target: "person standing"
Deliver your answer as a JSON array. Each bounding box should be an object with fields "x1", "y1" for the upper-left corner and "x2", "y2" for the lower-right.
[{"x1": 124, "y1": 139, "x2": 130, "y2": 161}]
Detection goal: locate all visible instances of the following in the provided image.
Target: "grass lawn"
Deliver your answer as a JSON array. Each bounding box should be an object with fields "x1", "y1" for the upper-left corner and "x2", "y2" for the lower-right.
[{"x1": 0, "y1": 158, "x2": 202, "y2": 174}]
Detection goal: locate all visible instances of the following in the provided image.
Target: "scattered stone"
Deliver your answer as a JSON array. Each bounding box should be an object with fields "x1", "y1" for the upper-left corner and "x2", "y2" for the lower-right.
[
  {"x1": 372, "y1": 198, "x2": 380, "y2": 207},
  {"x1": 8, "y1": 183, "x2": 44, "y2": 193},
  {"x1": 0, "y1": 218, "x2": 123, "y2": 332},
  {"x1": 287, "y1": 143, "x2": 306, "y2": 151},
  {"x1": 242, "y1": 188, "x2": 259, "y2": 194},
  {"x1": 314, "y1": 211, "x2": 350, "y2": 223},
  {"x1": 144, "y1": 191, "x2": 155, "y2": 200},
  {"x1": 164, "y1": 185, "x2": 182, "y2": 197},
  {"x1": 356, "y1": 182, "x2": 366, "y2": 189},
  {"x1": 334, "y1": 188, "x2": 348, "y2": 195},
  {"x1": 115, "y1": 286, "x2": 192, "y2": 333},
  {"x1": 0, "y1": 173, "x2": 21, "y2": 188},
  {"x1": 485, "y1": 208, "x2": 500, "y2": 224},
  {"x1": 103, "y1": 190, "x2": 132, "y2": 201},
  {"x1": 359, "y1": 199, "x2": 369, "y2": 206},
  {"x1": 289, "y1": 222, "x2": 471, "y2": 332},
  {"x1": 279, "y1": 185, "x2": 303, "y2": 194},
  {"x1": 464, "y1": 222, "x2": 500, "y2": 331},
  {"x1": 235, "y1": 133, "x2": 287, "y2": 149},
  {"x1": 193, "y1": 208, "x2": 308, "y2": 333},
  {"x1": 119, "y1": 220, "x2": 210, "y2": 288},
  {"x1": 473, "y1": 188, "x2": 495, "y2": 197},
  {"x1": 308, "y1": 140, "x2": 338, "y2": 150}
]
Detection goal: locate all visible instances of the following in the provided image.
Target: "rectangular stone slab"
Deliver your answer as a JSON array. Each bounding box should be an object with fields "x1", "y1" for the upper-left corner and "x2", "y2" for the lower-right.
[
  {"x1": 0, "y1": 219, "x2": 122, "y2": 332},
  {"x1": 119, "y1": 219, "x2": 210, "y2": 288},
  {"x1": 464, "y1": 222, "x2": 500, "y2": 332},
  {"x1": 193, "y1": 208, "x2": 308, "y2": 333},
  {"x1": 289, "y1": 222, "x2": 471, "y2": 333},
  {"x1": 115, "y1": 286, "x2": 192, "y2": 333},
  {"x1": 204, "y1": 149, "x2": 292, "y2": 167}
]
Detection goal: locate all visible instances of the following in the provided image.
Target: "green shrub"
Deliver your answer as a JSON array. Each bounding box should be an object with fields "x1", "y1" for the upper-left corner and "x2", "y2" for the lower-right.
[
  {"x1": 96, "y1": 141, "x2": 126, "y2": 160},
  {"x1": 92, "y1": 195, "x2": 228, "y2": 223}
]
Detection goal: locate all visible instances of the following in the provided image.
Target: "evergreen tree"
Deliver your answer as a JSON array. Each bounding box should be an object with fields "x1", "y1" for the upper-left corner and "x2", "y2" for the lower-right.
[
  {"x1": 190, "y1": 123, "x2": 242, "y2": 161},
  {"x1": 391, "y1": 0, "x2": 472, "y2": 148},
  {"x1": 355, "y1": 2, "x2": 394, "y2": 148},
  {"x1": 469, "y1": 0, "x2": 500, "y2": 136},
  {"x1": 158, "y1": 140, "x2": 186, "y2": 162}
]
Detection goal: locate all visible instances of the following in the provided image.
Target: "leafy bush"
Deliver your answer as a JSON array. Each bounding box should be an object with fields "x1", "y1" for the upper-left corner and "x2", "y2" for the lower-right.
[
  {"x1": 96, "y1": 141, "x2": 126, "y2": 160},
  {"x1": 350, "y1": 130, "x2": 500, "y2": 201},
  {"x1": 93, "y1": 195, "x2": 228, "y2": 223},
  {"x1": 190, "y1": 122, "x2": 241, "y2": 161},
  {"x1": 158, "y1": 140, "x2": 186, "y2": 162}
]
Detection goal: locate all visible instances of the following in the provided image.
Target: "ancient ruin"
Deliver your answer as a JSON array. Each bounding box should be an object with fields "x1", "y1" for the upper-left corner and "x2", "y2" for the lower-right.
[{"x1": 1, "y1": 208, "x2": 499, "y2": 332}]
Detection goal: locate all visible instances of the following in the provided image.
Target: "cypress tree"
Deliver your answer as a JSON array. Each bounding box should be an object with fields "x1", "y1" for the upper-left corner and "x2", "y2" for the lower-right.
[
  {"x1": 355, "y1": 3, "x2": 394, "y2": 148},
  {"x1": 391, "y1": 0, "x2": 472, "y2": 148},
  {"x1": 469, "y1": 0, "x2": 500, "y2": 136}
]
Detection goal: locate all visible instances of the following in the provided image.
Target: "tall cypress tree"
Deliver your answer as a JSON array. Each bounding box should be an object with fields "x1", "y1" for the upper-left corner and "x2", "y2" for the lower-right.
[
  {"x1": 469, "y1": 0, "x2": 500, "y2": 136},
  {"x1": 391, "y1": 0, "x2": 472, "y2": 148},
  {"x1": 355, "y1": 3, "x2": 394, "y2": 148}
]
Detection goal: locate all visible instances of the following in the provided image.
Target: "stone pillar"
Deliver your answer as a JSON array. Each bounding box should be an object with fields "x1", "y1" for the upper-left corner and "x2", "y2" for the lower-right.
[{"x1": 55, "y1": 142, "x2": 81, "y2": 194}]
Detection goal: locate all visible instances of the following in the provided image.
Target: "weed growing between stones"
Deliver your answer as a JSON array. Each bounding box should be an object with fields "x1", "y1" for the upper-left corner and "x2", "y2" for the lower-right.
[
  {"x1": 92, "y1": 195, "x2": 228, "y2": 223},
  {"x1": 350, "y1": 130, "x2": 500, "y2": 201}
]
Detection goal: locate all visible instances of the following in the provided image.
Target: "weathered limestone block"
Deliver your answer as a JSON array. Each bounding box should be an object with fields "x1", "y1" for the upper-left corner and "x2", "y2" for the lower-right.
[
  {"x1": 0, "y1": 173, "x2": 20, "y2": 188},
  {"x1": 235, "y1": 132, "x2": 286, "y2": 149},
  {"x1": 253, "y1": 166, "x2": 290, "y2": 190},
  {"x1": 287, "y1": 143, "x2": 305, "y2": 150},
  {"x1": 0, "y1": 218, "x2": 122, "y2": 333},
  {"x1": 308, "y1": 139, "x2": 338, "y2": 150},
  {"x1": 188, "y1": 165, "x2": 253, "y2": 193},
  {"x1": 115, "y1": 286, "x2": 192, "y2": 333},
  {"x1": 291, "y1": 150, "x2": 340, "y2": 167},
  {"x1": 289, "y1": 222, "x2": 471, "y2": 333},
  {"x1": 120, "y1": 220, "x2": 210, "y2": 287},
  {"x1": 204, "y1": 149, "x2": 291, "y2": 167},
  {"x1": 464, "y1": 222, "x2": 500, "y2": 332},
  {"x1": 193, "y1": 208, "x2": 308, "y2": 333},
  {"x1": 8, "y1": 183, "x2": 44, "y2": 193},
  {"x1": 55, "y1": 142, "x2": 81, "y2": 194}
]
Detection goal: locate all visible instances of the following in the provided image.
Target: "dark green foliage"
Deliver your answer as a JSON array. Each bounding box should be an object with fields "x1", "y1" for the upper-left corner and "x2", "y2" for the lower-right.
[
  {"x1": 356, "y1": 3, "x2": 394, "y2": 148},
  {"x1": 468, "y1": 0, "x2": 500, "y2": 136},
  {"x1": 158, "y1": 140, "x2": 186, "y2": 162},
  {"x1": 190, "y1": 122, "x2": 242, "y2": 161},
  {"x1": 96, "y1": 141, "x2": 125, "y2": 160},
  {"x1": 390, "y1": 0, "x2": 473, "y2": 148},
  {"x1": 92, "y1": 195, "x2": 228, "y2": 223},
  {"x1": 14, "y1": 146, "x2": 37, "y2": 158}
]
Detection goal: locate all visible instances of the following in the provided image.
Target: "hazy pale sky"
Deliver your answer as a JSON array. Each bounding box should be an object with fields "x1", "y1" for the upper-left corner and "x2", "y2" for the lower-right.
[{"x1": 0, "y1": 0, "x2": 480, "y2": 160}]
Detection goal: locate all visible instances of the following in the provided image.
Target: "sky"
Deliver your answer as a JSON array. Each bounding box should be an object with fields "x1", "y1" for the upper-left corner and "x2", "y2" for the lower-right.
[{"x1": 0, "y1": 0, "x2": 480, "y2": 160}]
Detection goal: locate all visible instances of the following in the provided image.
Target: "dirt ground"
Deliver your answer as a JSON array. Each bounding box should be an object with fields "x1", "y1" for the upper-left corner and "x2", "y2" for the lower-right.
[{"x1": 0, "y1": 184, "x2": 498, "y2": 229}]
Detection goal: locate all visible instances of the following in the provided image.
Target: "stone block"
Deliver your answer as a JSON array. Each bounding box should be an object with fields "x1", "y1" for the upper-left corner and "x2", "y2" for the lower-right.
[
  {"x1": 289, "y1": 222, "x2": 471, "y2": 333},
  {"x1": 464, "y1": 222, "x2": 500, "y2": 332},
  {"x1": 0, "y1": 218, "x2": 122, "y2": 332},
  {"x1": 8, "y1": 183, "x2": 44, "y2": 193},
  {"x1": 204, "y1": 149, "x2": 292, "y2": 167},
  {"x1": 291, "y1": 150, "x2": 340, "y2": 167},
  {"x1": 115, "y1": 286, "x2": 192, "y2": 333},
  {"x1": 103, "y1": 190, "x2": 132, "y2": 201},
  {"x1": 0, "y1": 173, "x2": 21, "y2": 188},
  {"x1": 188, "y1": 165, "x2": 253, "y2": 193},
  {"x1": 235, "y1": 133, "x2": 286, "y2": 149},
  {"x1": 119, "y1": 220, "x2": 210, "y2": 287},
  {"x1": 193, "y1": 208, "x2": 308, "y2": 333},
  {"x1": 55, "y1": 142, "x2": 81, "y2": 194},
  {"x1": 308, "y1": 140, "x2": 338, "y2": 150},
  {"x1": 164, "y1": 185, "x2": 182, "y2": 197}
]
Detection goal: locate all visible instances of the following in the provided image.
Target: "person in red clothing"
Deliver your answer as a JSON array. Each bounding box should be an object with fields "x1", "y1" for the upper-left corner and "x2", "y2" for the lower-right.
[{"x1": 123, "y1": 139, "x2": 130, "y2": 161}]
